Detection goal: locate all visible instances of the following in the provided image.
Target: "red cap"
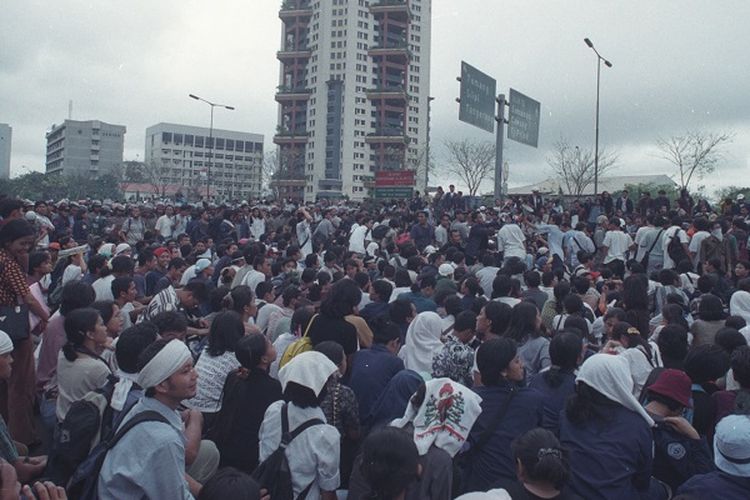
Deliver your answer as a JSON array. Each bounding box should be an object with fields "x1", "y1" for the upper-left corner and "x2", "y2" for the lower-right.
[
  {"x1": 48, "y1": 242, "x2": 61, "y2": 251},
  {"x1": 153, "y1": 247, "x2": 170, "y2": 257},
  {"x1": 647, "y1": 369, "x2": 693, "y2": 408}
]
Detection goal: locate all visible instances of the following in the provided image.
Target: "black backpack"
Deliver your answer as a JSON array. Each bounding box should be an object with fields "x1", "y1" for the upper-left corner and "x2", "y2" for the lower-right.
[
  {"x1": 45, "y1": 375, "x2": 120, "y2": 486},
  {"x1": 252, "y1": 403, "x2": 324, "y2": 500},
  {"x1": 66, "y1": 410, "x2": 169, "y2": 499},
  {"x1": 667, "y1": 229, "x2": 689, "y2": 264}
]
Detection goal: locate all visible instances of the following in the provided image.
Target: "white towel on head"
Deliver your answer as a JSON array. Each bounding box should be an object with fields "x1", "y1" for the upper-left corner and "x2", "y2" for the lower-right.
[
  {"x1": 398, "y1": 311, "x2": 444, "y2": 374},
  {"x1": 111, "y1": 370, "x2": 139, "y2": 411},
  {"x1": 391, "y1": 377, "x2": 482, "y2": 458},
  {"x1": 730, "y1": 290, "x2": 750, "y2": 324},
  {"x1": 137, "y1": 340, "x2": 192, "y2": 390},
  {"x1": 278, "y1": 351, "x2": 338, "y2": 396},
  {"x1": 576, "y1": 353, "x2": 655, "y2": 427}
]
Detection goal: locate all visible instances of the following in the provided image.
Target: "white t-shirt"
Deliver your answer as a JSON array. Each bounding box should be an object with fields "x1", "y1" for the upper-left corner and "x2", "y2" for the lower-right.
[
  {"x1": 497, "y1": 224, "x2": 526, "y2": 260},
  {"x1": 602, "y1": 230, "x2": 633, "y2": 263},
  {"x1": 155, "y1": 215, "x2": 174, "y2": 239},
  {"x1": 92, "y1": 275, "x2": 115, "y2": 301},
  {"x1": 296, "y1": 221, "x2": 312, "y2": 258},
  {"x1": 662, "y1": 226, "x2": 689, "y2": 269},
  {"x1": 62, "y1": 264, "x2": 84, "y2": 285},
  {"x1": 349, "y1": 225, "x2": 370, "y2": 255},
  {"x1": 688, "y1": 230, "x2": 710, "y2": 270}
]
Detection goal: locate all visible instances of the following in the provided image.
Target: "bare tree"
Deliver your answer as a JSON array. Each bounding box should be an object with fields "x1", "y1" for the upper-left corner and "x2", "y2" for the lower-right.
[
  {"x1": 656, "y1": 130, "x2": 733, "y2": 190},
  {"x1": 141, "y1": 161, "x2": 175, "y2": 198},
  {"x1": 262, "y1": 151, "x2": 280, "y2": 194},
  {"x1": 441, "y1": 139, "x2": 495, "y2": 197},
  {"x1": 547, "y1": 138, "x2": 618, "y2": 197}
]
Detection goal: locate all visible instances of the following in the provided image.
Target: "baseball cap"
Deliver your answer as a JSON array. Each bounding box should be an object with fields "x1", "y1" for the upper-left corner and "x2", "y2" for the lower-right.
[
  {"x1": 195, "y1": 259, "x2": 212, "y2": 273},
  {"x1": 423, "y1": 245, "x2": 438, "y2": 256}
]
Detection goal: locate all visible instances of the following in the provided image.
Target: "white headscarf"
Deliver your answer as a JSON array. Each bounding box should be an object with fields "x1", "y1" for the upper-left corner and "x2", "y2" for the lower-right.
[
  {"x1": 137, "y1": 340, "x2": 192, "y2": 390},
  {"x1": 111, "y1": 370, "x2": 139, "y2": 411},
  {"x1": 391, "y1": 377, "x2": 482, "y2": 457},
  {"x1": 0, "y1": 330, "x2": 12, "y2": 355},
  {"x1": 455, "y1": 490, "x2": 512, "y2": 500},
  {"x1": 278, "y1": 351, "x2": 338, "y2": 397},
  {"x1": 576, "y1": 354, "x2": 655, "y2": 427},
  {"x1": 399, "y1": 311, "x2": 444, "y2": 374},
  {"x1": 730, "y1": 291, "x2": 750, "y2": 324}
]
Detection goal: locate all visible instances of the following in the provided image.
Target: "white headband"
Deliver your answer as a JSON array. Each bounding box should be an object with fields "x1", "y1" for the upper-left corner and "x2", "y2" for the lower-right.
[
  {"x1": 0, "y1": 330, "x2": 12, "y2": 356},
  {"x1": 137, "y1": 340, "x2": 192, "y2": 390}
]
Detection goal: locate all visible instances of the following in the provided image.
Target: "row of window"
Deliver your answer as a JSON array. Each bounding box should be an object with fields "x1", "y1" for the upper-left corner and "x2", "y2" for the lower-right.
[{"x1": 159, "y1": 132, "x2": 262, "y2": 153}]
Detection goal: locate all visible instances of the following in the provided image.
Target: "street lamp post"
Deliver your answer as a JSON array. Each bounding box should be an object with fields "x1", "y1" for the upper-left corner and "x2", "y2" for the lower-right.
[
  {"x1": 583, "y1": 38, "x2": 612, "y2": 195},
  {"x1": 425, "y1": 96, "x2": 435, "y2": 192},
  {"x1": 188, "y1": 94, "x2": 235, "y2": 200}
]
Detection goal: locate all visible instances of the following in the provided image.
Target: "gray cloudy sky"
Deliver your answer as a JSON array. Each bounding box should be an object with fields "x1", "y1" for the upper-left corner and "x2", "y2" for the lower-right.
[{"x1": 2, "y1": 0, "x2": 748, "y2": 194}]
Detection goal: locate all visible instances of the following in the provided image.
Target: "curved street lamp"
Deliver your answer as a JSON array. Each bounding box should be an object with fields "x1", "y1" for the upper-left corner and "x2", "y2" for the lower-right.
[{"x1": 583, "y1": 38, "x2": 612, "y2": 195}]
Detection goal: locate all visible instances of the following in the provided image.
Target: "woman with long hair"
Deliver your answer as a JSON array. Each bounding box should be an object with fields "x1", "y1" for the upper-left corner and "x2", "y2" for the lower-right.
[
  {"x1": 507, "y1": 302, "x2": 550, "y2": 383},
  {"x1": 560, "y1": 354, "x2": 656, "y2": 499},
  {"x1": 529, "y1": 330, "x2": 583, "y2": 432},
  {"x1": 185, "y1": 311, "x2": 245, "y2": 417},
  {"x1": 308, "y1": 278, "x2": 361, "y2": 370},
  {"x1": 613, "y1": 323, "x2": 663, "y2": 398},
  {"x1": 56, "y1": 307, "x2": 111, "y2": 422},
  {"x1": 622, "y1": 274, "x2": 651, "y2": 337},
  {"x1": 210, "y1": 333, "x2": 281, "y2": 473},
  {"x1": 0, "y1": 219, "x2": 50, "y2": 444}
]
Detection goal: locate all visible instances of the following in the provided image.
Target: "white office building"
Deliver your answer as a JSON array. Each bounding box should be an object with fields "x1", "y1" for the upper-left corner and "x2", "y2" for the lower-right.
[
  {"x1": 145, "y1": 123, "x2": 264, "y2": 201},
  {"x1": 273, "y1": 0, "x2": 432, "y2": 201},
  {"x1": 0, "y1": 124, "x2": 11, "y2": 179},
  {"x1": 45, "y1": 120, "x2": 126, "y2": 177}
]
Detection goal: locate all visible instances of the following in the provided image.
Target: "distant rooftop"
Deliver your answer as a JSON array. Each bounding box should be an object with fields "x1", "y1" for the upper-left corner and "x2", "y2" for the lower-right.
[{"x1": 507, "y1": 174, "x2": 677, "y2": 196}]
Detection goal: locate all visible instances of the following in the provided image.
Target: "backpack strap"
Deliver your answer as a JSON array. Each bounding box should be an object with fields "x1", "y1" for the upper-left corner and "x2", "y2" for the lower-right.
[
  {"x1": 106, "y1": 410, "x2": 169, "y2": 450},
  {"x1": 280, "y1": 403, "x2": 325, "y2": 447}
]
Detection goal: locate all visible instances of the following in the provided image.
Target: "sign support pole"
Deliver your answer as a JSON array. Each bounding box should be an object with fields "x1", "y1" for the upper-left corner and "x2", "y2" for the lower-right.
[{"x1": 495, "y1": 94, "x2": 506, "y2": 201}]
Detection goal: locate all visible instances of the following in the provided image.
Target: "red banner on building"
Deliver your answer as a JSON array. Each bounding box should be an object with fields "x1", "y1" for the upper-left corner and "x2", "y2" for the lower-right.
[{"x1": 375, "y1": 170, "x2": 415, "y2": 187}]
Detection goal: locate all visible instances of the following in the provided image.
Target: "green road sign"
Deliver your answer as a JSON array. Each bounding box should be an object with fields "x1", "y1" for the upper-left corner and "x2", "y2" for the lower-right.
[
  {"x1": 459, "y1": 62, "x2": 497, "y2": 134},
  {"x1": 508, "y1": 88, "x2": 541, "y2": 148},
  {"x1": 374, "y1": 187, "x2": 414, "y2": 199}
]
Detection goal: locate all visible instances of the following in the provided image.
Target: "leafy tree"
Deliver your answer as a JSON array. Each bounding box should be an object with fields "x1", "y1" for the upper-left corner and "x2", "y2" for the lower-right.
[{"x1": 655, "y1": 130, "x2": 733, "y2": 190}]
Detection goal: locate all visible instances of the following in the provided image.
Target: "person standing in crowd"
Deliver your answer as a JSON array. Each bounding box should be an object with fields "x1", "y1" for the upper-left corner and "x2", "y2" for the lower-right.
[{"x1": 0, "y1": 219, "x2": 50, "y2": 446}]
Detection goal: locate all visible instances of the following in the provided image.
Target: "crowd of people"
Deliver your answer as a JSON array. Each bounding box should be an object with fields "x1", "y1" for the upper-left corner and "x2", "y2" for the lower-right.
[{"x1": 0, "y1": 185, "x2": 749, "y2": 499}]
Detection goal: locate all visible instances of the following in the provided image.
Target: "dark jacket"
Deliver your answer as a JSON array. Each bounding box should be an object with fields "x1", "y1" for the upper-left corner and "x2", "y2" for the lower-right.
[
  {"x1": 349, "y1": 344, "x2": 405, "y2": 422},
  {"x1": 462, "y1": 383, "x2": 544, "y2": 492},
  {"x1": 528, "y1": 369, "x2": 576, "y2": 432},
  {"x1": 677, "y1": 471, "x2": 750, "y2": 499},
  {"x1": 650, "y1": 419, "x2": 714, "y2": 491},
  {"x1": 560, "y1": 402, "x2": 653, "y2": 500},
  {"x1": 209, "y1": 368, "x2": 282, "y2": 473}
]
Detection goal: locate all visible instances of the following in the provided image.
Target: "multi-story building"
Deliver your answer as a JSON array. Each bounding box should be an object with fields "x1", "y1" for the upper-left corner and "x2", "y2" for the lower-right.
[
  {"x1": 274, "y1": 0, "x2": 432, "y2": 201},
  {"x1": 144, "y1": 123, "x2": 264, "y2": 201},
  {"x1": 0, "y1": 124, "x2": 11, "y2": 179},
  {"x1": 45, "y1": 120, "x2": 126, "y2": 177}
]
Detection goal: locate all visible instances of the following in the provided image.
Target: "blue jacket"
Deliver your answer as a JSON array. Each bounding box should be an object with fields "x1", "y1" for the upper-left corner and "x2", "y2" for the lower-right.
[
  {"x1": 651, "y1": 420, "x2": 714, "y2": 491},
  {"x1": 463, "y1": 383, "x2": 544, "y2": 492},
  {"x1": 677, "y1": 471, "x2": 750, "y2": 499},
  {"x1": 359, "y1": 301, "x2": 389, "y2": 324},
  {"x1": 396, "y1": 291, "x2": 437, "y2": 314},
  {"x1": 527, "y1": 369, "x2": 576, "y2": 432},
  {"x1": 560, "y1": 403, "x2": 653, "y2": 500},
  {"x1": 348, "y1": 345, "x2": 405, "y2": 423}
]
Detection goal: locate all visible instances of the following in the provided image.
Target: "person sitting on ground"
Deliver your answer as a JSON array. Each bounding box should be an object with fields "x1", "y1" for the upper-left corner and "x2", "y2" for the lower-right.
[
  {"x1": 493, "y1": 428, "x2": 583, "y2": 500},
  {"x1": 712, "y1": 345, "x2": 750, "y2": 425},
  {"x1": 506, "y1": 302, "x2": 551, "y2": 383},
  {"x1": 399, "y1": 311, "x2": 445, "y2": 375},
  {"x1": 432, "y1": 310, "x2": 477, "y2": 387},
  {"x1": 349, "y1": 316, "x2": 405, "y2": 422},
  {"x1": 676, "y1": 414, "x2": 750, "y2": 499},
  {"x1": 210, "y1": 333, "x2": 281, "y2": 474},
  {"x1": 642, "y1": 369, "x2": 714, "y2": 492},
  {"x1": 196, "y1": 467, "x2": 263, "y2": 500},
  {"x1": 98, "y1": 339, "x2": 204, "y2": 498},
  {"x1": 151, "y1": 310, "x2": 189, "y2": 342},
  {"x1": 359, "y1": 279, "x2": 394, "y2": 323}
]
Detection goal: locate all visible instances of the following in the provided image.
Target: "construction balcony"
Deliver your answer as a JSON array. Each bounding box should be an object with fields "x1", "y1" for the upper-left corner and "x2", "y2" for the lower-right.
[
  {"x1": 277, "y1": 46, "x2": 312, "y2": 62},
  {"x1": 275, "y1": 86, "x2": 313, "y2": 103},
  {"x1": 366, "y1": 128, "x2": 410, "y2": 146},
  {"x1": 366, "y1": 85, "x2": 408, "y2": 101},
  {"x1": 279, "y1": 0, "x2": 313, "y2": 20},
  {"x1": 370, "y1": 0, "x2": 411, "y2": 21},
  {"x1": 273, "y1": 129, "x2": 309, "y2": 145},
  {"x1": 368, "y1": 42, "x2": 411, "y2": 61}
]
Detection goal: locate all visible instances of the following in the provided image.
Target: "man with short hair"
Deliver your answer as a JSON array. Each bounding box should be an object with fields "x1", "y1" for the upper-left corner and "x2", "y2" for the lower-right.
[
  {"x1": 410, "y1": 211, "x2": 434, "y2": 251},
  {"x1": 93, "y1": 255, "x2": 134, "y2": 301},
  {"x1": 241, "y1": 256, "x2": 271, "y2": 293},
  {"x1": 98, "y1": 339, "x2": 203, "y2": 498},
  {"x1": 359, "y1": 279, "x2": 394, "y2": 323},
  {"x1": 141, "y1": 281, "x2": 208, "y2": 337},
  {"x1": 155, "y1": 257, "x2": 187, "y2": 295}
]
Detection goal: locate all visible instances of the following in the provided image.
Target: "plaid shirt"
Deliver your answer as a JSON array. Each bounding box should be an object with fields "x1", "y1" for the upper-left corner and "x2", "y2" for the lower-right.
[{"x1": 0, "y1": 249, "x2": 30, "y2": 306}]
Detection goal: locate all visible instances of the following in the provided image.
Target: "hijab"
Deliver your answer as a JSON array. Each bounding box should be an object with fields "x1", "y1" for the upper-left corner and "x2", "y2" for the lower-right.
[
  {"x1": 398, "y1": 311, "x2": 444, "y2": 374},
  {"x1": 391, "y1": 377, "x2": 482, "y2": 457},
  {"x1": 576, "y1": 354, "x2": 655, "y2": 427},
  {"x1": 730, "y1": 290, "x2": 750, "y2": 324}
]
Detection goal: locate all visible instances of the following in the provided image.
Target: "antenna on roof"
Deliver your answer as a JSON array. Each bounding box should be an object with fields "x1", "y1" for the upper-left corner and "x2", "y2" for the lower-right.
[{"x1": 68, "y1": 100, "x2": 73, "y2": 120}]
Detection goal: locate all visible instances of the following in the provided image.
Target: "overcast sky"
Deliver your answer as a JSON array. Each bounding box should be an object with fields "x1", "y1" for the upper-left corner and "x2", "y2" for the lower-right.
[{"x1": 2, "y1": 0, "x2": 748, "y2": 195}]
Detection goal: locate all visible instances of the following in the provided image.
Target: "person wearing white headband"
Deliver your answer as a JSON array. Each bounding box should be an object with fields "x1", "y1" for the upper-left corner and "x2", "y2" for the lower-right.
[
  {"x1": 98, "y1": 339, "x2": 202, "y2": 499},
  {"x1": 0, "y1": 330, "x2": 48, "y2": 483}
]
